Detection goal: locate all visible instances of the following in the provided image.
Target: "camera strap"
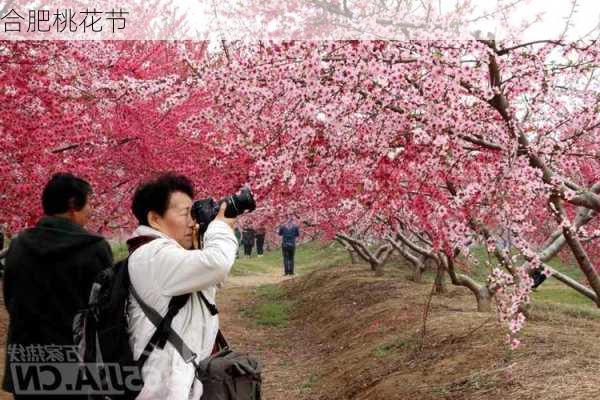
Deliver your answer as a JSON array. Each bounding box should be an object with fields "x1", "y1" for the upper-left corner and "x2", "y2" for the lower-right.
[
  {"x1": 197, "y1": 290, "x2": 219, "y2": 316},
  {"x1": 197, "y1": 291, "x2": 229, "y2": 350}
]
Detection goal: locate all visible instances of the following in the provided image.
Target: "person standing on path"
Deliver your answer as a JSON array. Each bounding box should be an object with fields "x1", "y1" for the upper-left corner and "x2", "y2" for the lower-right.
[
  {"x1": 0, "y1": 225, "x2": 4, "y2": 251},
  {"x1": 255, "y1": 225, "x2": 266, "y2": 257},
  {"x1": 278, "y1": 217, "x2": 300, "y2": 276},
  {"x1": 242, "y1": 223, "x2": 255, "y2": 257}
]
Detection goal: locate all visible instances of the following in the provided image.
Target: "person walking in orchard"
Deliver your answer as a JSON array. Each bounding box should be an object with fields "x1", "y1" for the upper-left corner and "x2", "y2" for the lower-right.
[
  {"x1": 278, "y1": 216, "x2": 300, "y2": 276},
  {"x1": 242, "y1": 223, "x2": 255, "y2": 257}
]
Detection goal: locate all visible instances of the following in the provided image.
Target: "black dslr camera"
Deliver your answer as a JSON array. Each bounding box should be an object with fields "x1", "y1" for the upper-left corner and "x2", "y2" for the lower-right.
[{"x1": 191, "y1": 187, "x2": 256, "y2": 235}]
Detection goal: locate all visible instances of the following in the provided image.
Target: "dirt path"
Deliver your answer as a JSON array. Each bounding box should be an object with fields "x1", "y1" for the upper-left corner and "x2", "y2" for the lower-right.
[
  {"x1": 217, "y1": 271, "x2": 316, "y2": 400},
  {"x1": 226, "y1": 269, "x2": 294, "y2": 288}
]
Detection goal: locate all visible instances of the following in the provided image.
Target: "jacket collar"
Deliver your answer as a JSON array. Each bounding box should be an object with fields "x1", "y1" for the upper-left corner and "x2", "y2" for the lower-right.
[
  {"x1": 130, "y1": 225, "x2": 170, "y2": 240},
  {"x1": 128, "y1": 225, "x2": 183, "y2": 250},
  {"x1": 38, "y1": 215, "x2": 89, "y2": 234}
]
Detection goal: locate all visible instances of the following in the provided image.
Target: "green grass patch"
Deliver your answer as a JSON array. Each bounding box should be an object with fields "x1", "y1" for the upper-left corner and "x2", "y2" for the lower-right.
[
  {"x1": 543, "y1": 256, "x2": 585, "y2": 281},
  {"x1": 251, "y1": 302, "x2": 290, "y2": 327},
  {"x1": 242, "y1": 284, "x2": 291, "y2": 327},
  {"x1": 531, "y1": 301, "x2": 600, "y2": 321},
  {"x1": 230, "y1": 251, "x2": 278, "y2": 276},
  {"x1": 254, "y1": 284, "x2": 286, "y2": 301},
  {"x1": 531, "y1": 285, "x2": 593, "y2": 306}
]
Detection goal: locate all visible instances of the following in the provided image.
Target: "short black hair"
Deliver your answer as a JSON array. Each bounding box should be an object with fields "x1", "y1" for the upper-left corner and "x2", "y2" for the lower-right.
[
  {"x1": 42, "y1": 173, "x2": 92, "y2": 215},
  {"x1": 131, "y1": 173, "x2": 194, "y2": 226}
]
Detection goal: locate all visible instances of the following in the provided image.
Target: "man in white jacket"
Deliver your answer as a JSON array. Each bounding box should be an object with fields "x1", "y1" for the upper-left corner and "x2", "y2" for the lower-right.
[{"x1": 126, "y1": 173, "x2": 237, "y2": 399}]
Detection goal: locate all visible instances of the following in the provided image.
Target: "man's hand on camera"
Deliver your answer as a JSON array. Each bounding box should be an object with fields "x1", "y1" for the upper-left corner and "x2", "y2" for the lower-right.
[{"x1": 215, "y1": 202, "x2": 236, "y2": 228}]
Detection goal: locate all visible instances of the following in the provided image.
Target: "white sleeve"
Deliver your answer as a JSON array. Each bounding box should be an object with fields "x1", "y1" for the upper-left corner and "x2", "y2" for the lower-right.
[{"x1": 151, "y1": 220, "x2": 238, "y2": 296}]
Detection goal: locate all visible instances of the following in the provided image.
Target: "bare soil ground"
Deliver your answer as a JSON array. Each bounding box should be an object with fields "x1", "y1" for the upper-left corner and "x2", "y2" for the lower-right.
[{"x1": 1, "y1": 258, "x2": 600, "y2": 399}]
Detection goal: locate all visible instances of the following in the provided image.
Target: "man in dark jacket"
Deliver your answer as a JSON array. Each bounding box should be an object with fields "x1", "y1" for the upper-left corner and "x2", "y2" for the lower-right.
[
  {"x1": 278, "y1": 217, "x2": 300, "y2": 275},
  {"x1": 242, "y1": 224, "x2": 256, "y2": 257},
  {"x1": 2, "y1": 173, "x2": 113, "y2": 398},
  {"x1": 255, "y1": 225, "x2": 266, "y2": 257}
]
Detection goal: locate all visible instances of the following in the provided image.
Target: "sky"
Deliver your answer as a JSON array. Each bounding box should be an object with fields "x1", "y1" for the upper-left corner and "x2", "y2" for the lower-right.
[
  {"x1": 172, "y1": 0, "x2": 600, "y2": 41},
  {"x1": 1, "y1": 0, "x2": 598, "y2": 40}
]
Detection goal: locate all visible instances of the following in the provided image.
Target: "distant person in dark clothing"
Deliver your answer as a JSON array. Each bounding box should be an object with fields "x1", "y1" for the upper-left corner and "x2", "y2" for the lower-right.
[
  {"x1": 530, "y1": 268, "x2": 548, "y2": 289},
  {"x1": 234, "y1": 226, "x2": 242, "y2": 258},
  {"x1": 278, "y1": 217, "x2": 300, "y2": 275},
  {"x1": 255, "y1": 225, "x2": 266, "y2": 257},
  {"x1": 2, "y1": 173, "x2": 113, "y2": 398},
  {"x1": 242, "y1": 224, "x2": 256, "y2": 257}
]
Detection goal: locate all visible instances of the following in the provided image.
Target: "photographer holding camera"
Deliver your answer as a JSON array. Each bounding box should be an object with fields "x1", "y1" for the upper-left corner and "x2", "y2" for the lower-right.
[{"x1": 126, "y1": 173, "x2": 253, "y2": 399}]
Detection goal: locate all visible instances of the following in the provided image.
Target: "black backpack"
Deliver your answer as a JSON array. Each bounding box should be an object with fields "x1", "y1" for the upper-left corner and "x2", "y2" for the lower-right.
[{"x1": 73, "y1": 236, "x2": 190, "y2": 399}]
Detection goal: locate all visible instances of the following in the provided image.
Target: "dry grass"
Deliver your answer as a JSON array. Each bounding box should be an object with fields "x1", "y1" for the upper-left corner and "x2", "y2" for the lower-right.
[{"x1": 281, "y1": 265, "x2": 600, "y2": 400}]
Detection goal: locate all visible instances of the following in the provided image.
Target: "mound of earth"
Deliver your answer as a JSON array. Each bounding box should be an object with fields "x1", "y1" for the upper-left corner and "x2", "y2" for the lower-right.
[{"x1": 274, "y1": 265, "x2": 600, "y2": 400}]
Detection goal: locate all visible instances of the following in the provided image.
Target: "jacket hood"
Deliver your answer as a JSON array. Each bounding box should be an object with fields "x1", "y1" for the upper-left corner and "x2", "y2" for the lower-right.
[
  {"x1": 18, "y1": 216, "x2": 105, "y2": 257},
  {"x1": 128, "y1": 225, "x2": 171, "y2": 241},
  {"x1": 126, "y1": 225, "x2": 169, "y2": 254}
]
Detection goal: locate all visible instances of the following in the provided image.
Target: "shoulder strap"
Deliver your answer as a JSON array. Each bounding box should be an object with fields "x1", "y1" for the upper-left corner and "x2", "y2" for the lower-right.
[
  {"x1": 130, "y1": 285, "x2": 197, "y2": 365},
  {"x1": 132, "y1": 285, "x2": 230, "y2": 364}
]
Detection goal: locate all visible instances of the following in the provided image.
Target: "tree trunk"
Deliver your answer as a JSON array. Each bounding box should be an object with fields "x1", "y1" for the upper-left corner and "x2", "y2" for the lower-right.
[
  {"x1": 434, "y1": 265, "x2": 446, "y2": 294},
  {"x1": 374, "y1": 263, "x2": 385, "y2": 277},
  {"x1": 336, "y1": 234, "x2": 391, "y2": 275},
  {"x1": 413, "y1": 265, "x2": 423, "y2": 283},
  {"x1": 348, "y1": 249, "x2": 358, "y2": 264},
  {"x1": 445, "y1": 255, "x2": 493, "y2": 313},
  {"x1": 476, "y1": 287, "x2": 493, "y2": 312}
]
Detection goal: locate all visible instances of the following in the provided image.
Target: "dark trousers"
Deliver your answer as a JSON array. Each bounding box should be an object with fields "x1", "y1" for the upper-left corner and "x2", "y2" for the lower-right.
[
  {"x1": 256, "y1": 235, "x2": 265, "y2": 255},
  {"x1": 531, "y1": 268, "x2": 547, "y2": 288},
  {"x1": 243, "y1": 242, "x2": 253, "y2": 256},
  {"x1": 282, "y1": 245, "x2": 295, "y2": 275}
]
